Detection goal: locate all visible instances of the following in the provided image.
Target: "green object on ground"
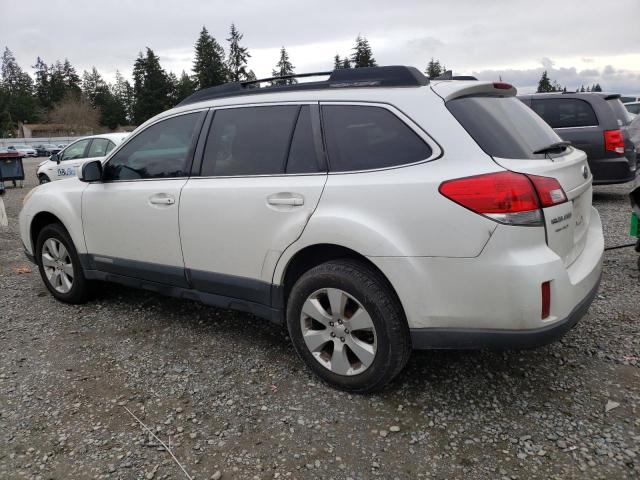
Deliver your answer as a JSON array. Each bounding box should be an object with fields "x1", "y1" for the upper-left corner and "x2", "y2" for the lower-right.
[{"x1": 631, "y1": 212, "x2": 639, "y2": 238}]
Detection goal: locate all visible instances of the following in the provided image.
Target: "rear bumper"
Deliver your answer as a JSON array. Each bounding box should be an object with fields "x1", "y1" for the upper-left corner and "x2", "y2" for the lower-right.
[
  {"x1": 409, "y1": 272, "x2": 600, "y2": 349},
  {"x1": 590, "y1": 156, "x2": 637, "y2": 185}
]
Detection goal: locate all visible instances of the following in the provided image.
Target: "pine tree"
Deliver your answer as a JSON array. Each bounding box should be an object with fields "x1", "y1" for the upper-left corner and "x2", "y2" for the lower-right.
[
  {"x1": 425, "y1": 58, "x2": 443, "y2": 78},
  {"x1": 82, "y1": 67, "x2": 126, "y2": 129},
  {"x1": 132, "y1": 48, "x2": 173, "y2": 124},
  {"x1": 226, "y1": 23, "x2": 251, "y2": 82},
  {"x1": 193, "y1": 26, "x2": 227, "y2": 89},
  {"x1": 593, "y1": 83, "x2": 602, "y2": 92},
  {"x1": 112, "y1": 71, "x2": 134, "y2": 124},
  {"x1": 174, "y1": 71, "x2": 198, "y2": 103},
  {"x1": 245, "y1": 70, "x2": 257, "y2": 81},
  {"x1": 32, "y1": 57, "x2": 50, "y2": 110},
  {"x1": 341, "y1": 58, "x2": 351, "y2": 69},
  {"x1": 62, "y1": 59, "x2": 81, "y2": 97},
  {"x1": 334, "y1": 54, "x2": 342, "y2": 70},
  {"x1": 351, "y1": 36, "x2": 376, "y2": 68},
  {"x1": 580, "y1": 85, "x2": 585, "y2": 92},
  {"x1": 1, "y1": 47, "x2": 38, "y2": 123},
  {"x1": 271, "y1": 47, "x2": 296, "y2": 85},
  {"x1": 536, "y1": 70, "x2": 553, "y2": 93}
]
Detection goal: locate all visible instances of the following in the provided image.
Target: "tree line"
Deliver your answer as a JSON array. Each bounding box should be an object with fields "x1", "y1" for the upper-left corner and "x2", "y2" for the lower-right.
[
  {"x1": 0, "y1": 25, "x2": 449, "y2": 137},
  {"x1": 536, "y1": 70, "x2": 602, "y2": 93}
]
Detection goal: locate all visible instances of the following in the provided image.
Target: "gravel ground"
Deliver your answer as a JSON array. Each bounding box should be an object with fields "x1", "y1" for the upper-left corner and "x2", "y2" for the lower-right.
[{"x1": 1, "y1": 158, "x2": 639, "y2": 480}]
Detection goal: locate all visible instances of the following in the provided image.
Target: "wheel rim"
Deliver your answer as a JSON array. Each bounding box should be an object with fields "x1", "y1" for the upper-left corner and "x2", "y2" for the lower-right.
[
  {"x1": 39, "y1": 176, "x2": 49, "y2": 184},
  {"x1": 41, "y1": 238, "x2": 74, "y2": 293},
  {"x1": 300, "y1": 288, "x2": 377, "y2": 376}
]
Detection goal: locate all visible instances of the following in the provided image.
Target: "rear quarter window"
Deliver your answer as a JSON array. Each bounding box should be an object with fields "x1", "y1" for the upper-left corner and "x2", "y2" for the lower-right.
[
  {"x1": 447, "y1": 96, "x2": 563, "y2": 159},
  {"x1": 606, "y1": 98, "x2": 632, "y2": 127},
  {"x1": 531, "y1": 98, "x2": 598, "y2": 128}
]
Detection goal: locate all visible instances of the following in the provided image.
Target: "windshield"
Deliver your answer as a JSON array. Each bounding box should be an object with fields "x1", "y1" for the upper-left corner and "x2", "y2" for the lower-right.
[{"x1": 446, "y1": 96, "x2": 563, "y2": 159}]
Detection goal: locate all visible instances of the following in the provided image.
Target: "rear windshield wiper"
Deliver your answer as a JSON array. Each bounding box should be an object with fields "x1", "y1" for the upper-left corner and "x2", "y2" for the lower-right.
[{"x1": 533, "y1": 141, "x2": 571, "y2": 155}]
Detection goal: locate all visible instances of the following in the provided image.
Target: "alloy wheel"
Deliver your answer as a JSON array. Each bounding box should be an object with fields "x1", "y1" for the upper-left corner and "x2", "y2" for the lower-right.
[
  {"x1": 41, "y1": 238, "x2": 74, "y2": 293},
  {"x1": 300, "y1": 288, "x2": 377, "y2": 376}
]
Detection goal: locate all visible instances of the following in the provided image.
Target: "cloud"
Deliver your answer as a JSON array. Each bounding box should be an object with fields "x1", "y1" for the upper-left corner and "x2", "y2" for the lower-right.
[
  {"x1": 582, "y1": 57, "x2": 595, "y2": 63},
  {"x1": 540, "y1": 57, "x2": 555, "y2": 70}
]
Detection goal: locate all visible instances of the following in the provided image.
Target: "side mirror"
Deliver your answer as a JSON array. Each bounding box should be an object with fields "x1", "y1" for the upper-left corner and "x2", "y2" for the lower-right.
[
  {"x1": 79, "y1": 160, "x2": 103, "y2": 182},
  {"x1": 51, "y1": 153, "x2": 59, "y2": 164}
]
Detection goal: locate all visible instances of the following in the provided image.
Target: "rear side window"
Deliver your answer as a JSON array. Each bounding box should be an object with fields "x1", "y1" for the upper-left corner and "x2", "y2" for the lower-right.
[
  {"x1": 87, "y1": 138, "x2": 110, "y2": 157},
  {"x1": 322, "y1": 105, "x2": 432, "y2": 172},
  {"x1": 286, "y1": 106, "x2": 320, "y2": 174},
  {"x1": 606, "y1": 98, "x2": 631, "y2": 126},
  {"x1": 201, "y1": 106, "x2": 299, "y2": 176},
  {"x1": 447, "y1": 96, "x2": 563, "y2": 159},
  {"x1": 103, "y1": 112, "x2": 202, "y2": 181},
  {"x1": 531, "y1": 98, "x2": 598, "y2": 128}
]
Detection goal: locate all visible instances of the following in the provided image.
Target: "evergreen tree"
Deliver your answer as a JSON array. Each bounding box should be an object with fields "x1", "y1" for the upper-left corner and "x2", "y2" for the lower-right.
[
  {"x1": 82, "y1": 67, "x2": 126, "y2": 129},
  {"x1": 174, "y1": 71, "x2": 198, "y2": 103},
  {"x1": 245, "y1": 70, "x2": 257, "y2": 81},
  {"x1": 32, "y1": 56, "x2": 50, "y2": 110},
  {"x1": 341, "y1": 58, "x2": 351, "y2": 69},
  {"x1": 425, "y1": 58, "x2": 443, "y2": 78},
  {"x1": 350, "y1": 35, "x2": 376, "y2": 68},
  {"x1": 193, "y1": 26, "x2": 227, "y2": 89},
  {"x1": 226, "y1": 23, "x2": 251, "y2": 82},
  {"x1": 112, "y1": 71, "x2": 134, "y2": 124},
  {"x1": 536, "y1": 70, "x2": 553, "y2": 93},
  {"x1": 48, "y1": 61, "x2": 68, "y2": 105},
  {"x1": 271, "y1": 47, "x2": 296, "y2": 85},
  {"x1": 62, "y1": 59, "x2": 81, "y2": 97},
  {"x1": 592, "y1": 83, "x2": 602, "y2": 92},
  {"x1": 580, "y1": 85, "x2": 585, "y2": 92},
  {"x1": 334, "y1": 54, "x2": 342, "y2": 70},
  {"x1": 132, "y1": 48, "x2": 173, "y2": 124},
  {"x1": 1, "y1": 47, "x2": 38, "y2": 123}
]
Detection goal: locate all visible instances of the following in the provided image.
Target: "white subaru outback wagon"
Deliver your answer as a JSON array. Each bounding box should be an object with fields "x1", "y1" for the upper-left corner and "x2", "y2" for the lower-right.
[{"x1": 19, "y1": 66, "x2": 604, "y2": 392}]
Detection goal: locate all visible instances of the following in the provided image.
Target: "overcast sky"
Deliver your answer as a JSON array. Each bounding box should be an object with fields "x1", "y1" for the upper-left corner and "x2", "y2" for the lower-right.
[{"x1": 1, "y1": 0, "x2": 639, "y2": 93}]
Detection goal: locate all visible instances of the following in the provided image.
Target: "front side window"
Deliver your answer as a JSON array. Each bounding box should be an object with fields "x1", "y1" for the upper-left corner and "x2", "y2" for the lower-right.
[
  {"x1": 103, "y1": 112, "x2": 202, "y2": 181},
  {"x1": 87, "y1": 138, "x2": 110, "y2": 157},
  {"x1": 61, "y1": 139, "x2": 90, "y2": 161},
  {"x1": 201, "y1": 105, "x2": 299, "y2": 176},
  {"x1": 531, "y1": 98, "x2": 598, "y2": 128},
  {"x1": 321, "y1": 105, "x2": 432, "y2": 172}
]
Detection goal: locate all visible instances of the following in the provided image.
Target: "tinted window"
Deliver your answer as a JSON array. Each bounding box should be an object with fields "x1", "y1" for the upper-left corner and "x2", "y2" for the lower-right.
[
  {"x1": 201, "y1": 106, "x2": 298, "y2": 176},
  {"x1": 104, "y1": 113, "x2": 201, "y2": 181},
  {"x1": 531, "y1": 98, "x2": 598, "y2": 128},
  {"x1": 627, "y1": 104, "x2": 640, "y2": 115},
  {"x1": 606, "y1": 98, "x2": 631, "y2": 126},
  {"x1": 105, "y1": 140, "x2": 116, "y2": 154},
  {"x1": 448, "y1": 96, "x2": 564, "y2": 159},
  {"x1": 286, "y1": 106, "x2": 319, "y2": 174},
  {"x1": 61, "y1": 139, "x2": 90, "y2": 161},
  {"x1": 322, "y1": 106, "x2": 431, "y2": 172},
  {"x1": 87, "y1": 138, "x2": 110, "y2": 157}
]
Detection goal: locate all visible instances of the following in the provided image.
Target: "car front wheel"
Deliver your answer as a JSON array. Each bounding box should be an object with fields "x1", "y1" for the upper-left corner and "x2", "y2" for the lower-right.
[
  {"x1": 38, "y1": 174, "x2": 51, "y2": 184},
  {"x1": 286, "y1": 259, "x2": 411, "y2": 393},
  {"x1": 36, "y1": 223, "x2": 89, "y2": 303}
]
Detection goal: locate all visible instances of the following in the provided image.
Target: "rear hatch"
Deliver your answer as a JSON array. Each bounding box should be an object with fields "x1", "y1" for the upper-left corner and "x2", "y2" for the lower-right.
[{"x1": 438, "y1": 83, "x2": 593, "y2": 267}]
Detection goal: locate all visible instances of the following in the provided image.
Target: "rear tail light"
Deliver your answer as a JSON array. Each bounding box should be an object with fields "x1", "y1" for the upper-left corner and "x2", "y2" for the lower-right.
[
  {"x1": 439, "y1": 171, "x2": 567, "y2": 226},
  {"x1": 604, "y1": 129, "x2": 625, "y2": 155},
  {"x1": 541, "y1": 281, "x2": 551, "y2": 319}
]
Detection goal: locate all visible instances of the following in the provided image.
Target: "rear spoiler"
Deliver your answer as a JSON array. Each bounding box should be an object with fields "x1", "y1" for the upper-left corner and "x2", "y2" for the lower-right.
[
  {"x1": 430, "y1": 81, "x2": 517, "y2": 102},
  {"x1": 604, "y1": 93, "x2": 621, "y2": 100}
]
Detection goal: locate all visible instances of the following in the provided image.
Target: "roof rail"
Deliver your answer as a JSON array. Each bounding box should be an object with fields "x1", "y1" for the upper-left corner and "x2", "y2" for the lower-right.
[
  {"x1": 431, "y1": 70, "x2": 478, "y2": 81},
  {"x1": 178, "y1": 66, "x2": 429, "y2": 106}
]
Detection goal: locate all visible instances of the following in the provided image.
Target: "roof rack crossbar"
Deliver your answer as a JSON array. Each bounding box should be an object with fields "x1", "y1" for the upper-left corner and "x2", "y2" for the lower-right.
[{"x1": 177, "y1": 66, "x2": 429, "y2": 106}]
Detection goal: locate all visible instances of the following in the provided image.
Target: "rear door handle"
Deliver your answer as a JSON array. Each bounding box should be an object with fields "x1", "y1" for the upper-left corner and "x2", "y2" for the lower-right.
[
  {"x1": 149, "y1": 194, "x2": 175, "y2": 205},
  {"x1": 267, "y1": 193, "x2": 304, "y2": 206}
]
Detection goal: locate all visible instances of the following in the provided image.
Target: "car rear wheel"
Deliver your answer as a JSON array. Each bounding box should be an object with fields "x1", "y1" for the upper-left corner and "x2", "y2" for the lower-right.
[
  {"x1": 286, "y1": 259, "x2": 411, "y2": 393},
  {"x1": 36, "y1": 223, "x2": 90, "y2": 304},
  {"x1": 38, "y1": 174, "x2": 50, "y2": 184}
]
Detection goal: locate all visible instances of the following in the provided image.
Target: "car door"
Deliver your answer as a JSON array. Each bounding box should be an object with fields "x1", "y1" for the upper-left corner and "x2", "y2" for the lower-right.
[
  {"x1": 82, "y1": 111, "x2": 206, "y2": 286},
  {"x1": 179, "y1": 104, "x2": 327, "y2": 304},
  {"x1": 53, "y1": 139, "x2": 91, "y2": 180}
]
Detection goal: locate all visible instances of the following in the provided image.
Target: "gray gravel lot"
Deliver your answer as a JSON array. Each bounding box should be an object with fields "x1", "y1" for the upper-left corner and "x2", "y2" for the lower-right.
[{"x1": 1, "y1": 157, "x2": 639, "y2": 480}]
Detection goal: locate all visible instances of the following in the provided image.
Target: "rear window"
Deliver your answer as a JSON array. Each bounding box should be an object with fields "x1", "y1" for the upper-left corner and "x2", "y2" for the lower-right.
[
  {"x1": 531, "y1": 98, "x2": 598, "y2": 128},
  {"x1": 606, "y1": 98, "x2": 632, "y2": 127},
  {"x1": 447, "y1": 96, "x2": 563, "y2": 159}
]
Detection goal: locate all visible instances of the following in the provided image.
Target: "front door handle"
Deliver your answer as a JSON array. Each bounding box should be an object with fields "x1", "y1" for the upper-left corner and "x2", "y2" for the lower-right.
[
  {"x1": 267, "y1": 193, "x2": 304, "y2": 206},
  {"x1": 149, "y1": 194, "x2": 175, "y2": 205}
]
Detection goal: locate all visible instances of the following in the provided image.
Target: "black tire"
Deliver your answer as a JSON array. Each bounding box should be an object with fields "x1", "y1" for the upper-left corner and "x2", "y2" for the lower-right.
[
  {"x1": 286, "y1": 259, "x2": 412, "y2": 393},
  {"x1": 36, "y1": 223, "x2": 90, "y2": 304},
  {"x1": 38, "y1": 174, "x2": 51, "y2": 184}
]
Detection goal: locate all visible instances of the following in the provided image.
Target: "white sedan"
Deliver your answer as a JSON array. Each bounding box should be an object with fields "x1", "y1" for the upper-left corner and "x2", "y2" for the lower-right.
[
  {"x1": 37, "y1": 133, "x2": 129, "y2": 183},
  {"x1": 7, "y1": 144, "x2": 37, "y2": 157}
]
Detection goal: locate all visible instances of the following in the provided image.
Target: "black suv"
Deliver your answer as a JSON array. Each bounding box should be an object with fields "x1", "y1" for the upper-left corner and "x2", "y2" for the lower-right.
[{"x1": 518, "y1": 92, "x2": 637, "y2": 184}]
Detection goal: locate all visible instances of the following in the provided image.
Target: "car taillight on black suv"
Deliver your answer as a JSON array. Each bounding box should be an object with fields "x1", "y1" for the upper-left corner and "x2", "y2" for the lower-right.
[{"x1": 604, "y1": 129, "x2": 625, "y2": 155}]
